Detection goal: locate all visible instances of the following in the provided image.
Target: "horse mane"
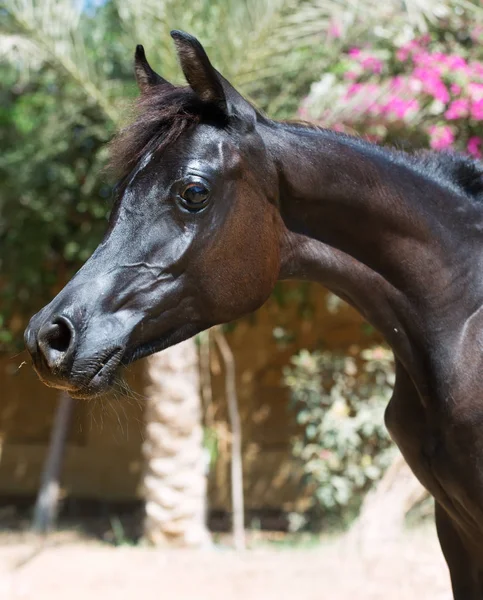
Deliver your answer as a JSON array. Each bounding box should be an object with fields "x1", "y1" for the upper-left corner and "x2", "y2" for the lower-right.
[
  {"x1": 276, "y1": 121, "x2": 483, "y2": 201},
  {"x1": 411, "y1": 151, "x2": 483, "y2": 202},
  {"x1": 109, "y1": 84, "x2": 483, "y2": 203}
]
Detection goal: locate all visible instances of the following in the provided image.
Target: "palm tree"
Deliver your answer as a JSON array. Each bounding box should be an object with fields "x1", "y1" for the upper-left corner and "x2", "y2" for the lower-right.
[{"x1": 143, "y1": 340, "x2": 210, "y2": 546}]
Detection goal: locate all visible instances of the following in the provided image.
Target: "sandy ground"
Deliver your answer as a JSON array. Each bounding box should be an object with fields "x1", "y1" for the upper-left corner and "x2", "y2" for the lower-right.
[{"x1": 0, "y1": 526, "x2": 452, "y2": 600}]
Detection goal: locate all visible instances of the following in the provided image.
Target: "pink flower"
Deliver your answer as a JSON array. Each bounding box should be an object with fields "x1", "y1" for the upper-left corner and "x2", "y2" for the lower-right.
[
  {"x1": 469, "y1": 83, "x2": 483, "y2": 101},
  {"x1": 445, "y1": 55, "x2": 467, "y2": 70},
  {"x1": 468, "y1": 137, "x2": 482, "y2": 158},
  {"x1": 432, "y1": 52, "x2": 447, "y2": 64},
  {"x1": 445, "y1": 99, "x2": 469, "y2": 120},
  {"x1": 331, "y1": 124, "x2": 347, "y2": 133},
  {"x1": 396, "y1": 36, "x2": 429, "y2": 62},
  {"x1": 413, "y1": 50, "x2": 448, "y2": 76},
  {"x1": 396, "y1": 47, "x2": 410, "y2": 62},
  {"x1": 429, "y1": 82, "x2": 450, "y2": 104},
  {"x1": 470, "y1": 62, "x2": 483, "y2": 78},
  {"x1": 428, "y1": 125, "x2": 455, "y2": 150},
  {"x1": 471, "y1": 26, "x2": 483, "y2": 42},
  {"x1": 450, "y1": 83, "x2": 462, "y2": 95},
  {"x1": 371, "y1": 347, "x2": 387, "y2": 360},
  {"x1": 405, "y1": 98, "x2": 419, "y2": 117},
  {"x1": 423, "y1": 52, "x2": 467, "y2": 72},
  {"x1": 344, "y1": 70, "x2": 359, "y2": 81},
  {"x1": 344, "y1": 82, "x2": 362, "y2": 98},
  {"x1": 383, "y1": 97, "x2": 419, "y2": 119},
  {"x1": 361, "y1": 56, "x2": 383, "y2": 74},
  {"x1": 413, "y1": 67, "x2": 449, "y2": 103},
  {"x1": 389, "y1": 76, "x2": 404, "y2": 92},
  {"x1": 328, "y1": 19, "x2": 342, "y2": 39},
  {"x1": 413, "y1": 66, "x2": 434, "y2": 82},
  {"x1": 348, "y1": 48, "x2": 361, "y2": 58},
  {"x1": 412, "y1": 51, "x2": 428, "y2": 67},
  {"x1": 471, "y1": 99, "x2": 483, "y2": 120},
  {"x1": 365, "y1": 133, "x2": 383, "y2": 143}
]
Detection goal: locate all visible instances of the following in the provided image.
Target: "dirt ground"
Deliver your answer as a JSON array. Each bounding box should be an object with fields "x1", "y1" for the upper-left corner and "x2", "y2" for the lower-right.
[{"x1": 0, "y1": 525, "x2": 452, "y2": 600}]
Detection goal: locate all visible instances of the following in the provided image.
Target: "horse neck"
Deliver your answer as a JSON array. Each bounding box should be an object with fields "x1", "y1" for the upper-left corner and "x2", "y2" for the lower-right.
[{"x1": 265, "y1": 122, "x2": 483, "y2": 385}]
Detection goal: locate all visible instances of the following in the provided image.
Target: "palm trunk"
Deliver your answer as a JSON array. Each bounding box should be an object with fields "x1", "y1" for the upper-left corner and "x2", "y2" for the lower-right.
[
  {"x1": 142, "y1": 340, "x2": 210, "y2": 547},
  {"x1": 32, "y1": 391, "x2": 75, "y2": 534}
]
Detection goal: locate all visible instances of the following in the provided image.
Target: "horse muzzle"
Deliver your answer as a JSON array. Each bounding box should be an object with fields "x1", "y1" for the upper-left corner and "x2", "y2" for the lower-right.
[{"x1": 24, "y1": 310, "x2": 125, "y2": 399}]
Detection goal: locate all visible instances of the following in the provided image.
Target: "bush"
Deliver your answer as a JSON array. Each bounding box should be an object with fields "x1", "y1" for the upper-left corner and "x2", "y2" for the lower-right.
[
  {"x1": 301, "y1": 14, "x2": 483, "y2": 155},
  {"x1": 283, "y1": 345, "x2": 396, "y2": 531}
]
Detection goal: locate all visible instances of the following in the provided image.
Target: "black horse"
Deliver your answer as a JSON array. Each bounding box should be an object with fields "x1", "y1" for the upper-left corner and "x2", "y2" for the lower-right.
[{"x1": 24, "y1": 31, "x2": 483, "y2": 597}]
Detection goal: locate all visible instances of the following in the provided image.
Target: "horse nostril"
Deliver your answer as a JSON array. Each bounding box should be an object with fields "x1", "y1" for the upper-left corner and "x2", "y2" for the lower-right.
[
  {"x1": 37, "y1": 316, "x2": 76, "y2": 372},
  {"x1": 49, "y1": 321, "x2": 72, "y2": 353}
]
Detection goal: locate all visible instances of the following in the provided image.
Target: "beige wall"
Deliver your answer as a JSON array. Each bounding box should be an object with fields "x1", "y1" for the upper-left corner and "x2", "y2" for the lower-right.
[
  {"x1": 0, "y1": 284, "x2": 381, "y2": 511},
  {"x1": 0, "y1": 358, "x2": 145, "y2": 500}
]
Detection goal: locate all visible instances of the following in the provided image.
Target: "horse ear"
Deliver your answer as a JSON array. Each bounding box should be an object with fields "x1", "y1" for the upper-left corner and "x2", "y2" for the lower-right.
[
  {"x1": 170, "y1": 30, "x2": 256, "y2": 124},
  {"x1": 170, "y1": 30, "x2": 226, "y2": 109},
  {"x1": 134, "y1": 45, "x2": 173, "y2": 93}
]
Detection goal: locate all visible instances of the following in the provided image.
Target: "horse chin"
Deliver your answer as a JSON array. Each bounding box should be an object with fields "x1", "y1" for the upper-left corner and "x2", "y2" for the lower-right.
[
  {"x1": 67, "y1": 374, "x2": 122, "y2": 400},
  {"x1": 58, "y1": 346, "x2": 125, "y2": 401},
  {"x1": 68, "y1": 386, "x2": 111, "y2": 401}
]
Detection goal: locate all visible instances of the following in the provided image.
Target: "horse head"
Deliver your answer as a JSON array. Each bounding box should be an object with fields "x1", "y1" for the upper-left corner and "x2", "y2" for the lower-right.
[{"x1": 24, "y1": 31, "x2": 284, "y2": 398}]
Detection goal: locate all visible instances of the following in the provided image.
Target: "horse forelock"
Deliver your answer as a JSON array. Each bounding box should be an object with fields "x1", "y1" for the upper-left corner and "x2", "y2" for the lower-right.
[{"x1": 107, "y1": 84, "x2": 218, "y2": 182}]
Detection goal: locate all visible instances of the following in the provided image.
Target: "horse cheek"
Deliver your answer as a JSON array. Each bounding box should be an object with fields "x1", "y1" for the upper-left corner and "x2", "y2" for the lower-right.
[{"x1": 198, "y1": 206, "x2": 280, "y2": 322}]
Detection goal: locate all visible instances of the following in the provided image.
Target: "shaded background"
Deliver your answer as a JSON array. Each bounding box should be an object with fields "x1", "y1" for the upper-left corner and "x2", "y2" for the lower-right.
[{"x1": 1, "y1": 0, "x2": 482, "y2": 597}]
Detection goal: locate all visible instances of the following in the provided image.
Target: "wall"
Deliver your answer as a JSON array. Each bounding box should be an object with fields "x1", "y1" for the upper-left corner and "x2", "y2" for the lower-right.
[{"x1": 0, "y1": 284, "x2": 381, "y2": 511}]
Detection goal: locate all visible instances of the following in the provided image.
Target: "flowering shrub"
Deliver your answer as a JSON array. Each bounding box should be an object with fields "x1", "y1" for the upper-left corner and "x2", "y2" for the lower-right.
[
  {"x1": 301, "y1": 25, "x2": 483, "y2": 157},
  {"x1": 283, "y1": 345, "x2": 395, "y2": 530}
]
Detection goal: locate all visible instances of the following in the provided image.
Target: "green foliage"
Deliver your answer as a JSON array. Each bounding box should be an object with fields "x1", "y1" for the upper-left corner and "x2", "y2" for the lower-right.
[
  {"x1": 0, "y1": 0, "x2": 472, "y2": 349},
  {"x1": 107, "y1": 515, "x2": 138, "y2": 546},
  {"x1": 284, "y1": 345, "x2": 396, "y2": 530},
  {"x1": 0, "y1": 1, "x2": 129, "y2": 349},
  {"x1": 0, "y1": 65, "x2": 114, "y2": 348},
  {"x1": 0, "y1": 0, "x2": 344, "y2": 348},
  {"x1": 203, "y1": 426, "x2": 219, "y2": 468}
]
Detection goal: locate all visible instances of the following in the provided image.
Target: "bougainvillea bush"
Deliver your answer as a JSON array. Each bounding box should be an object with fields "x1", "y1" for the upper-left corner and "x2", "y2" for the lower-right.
[
  {"x1": 284, "y1": 345, "x2": 396, "y2": 531},
  {"x1": 301, "y1": 22, "x2": 483, "y2": 156}
]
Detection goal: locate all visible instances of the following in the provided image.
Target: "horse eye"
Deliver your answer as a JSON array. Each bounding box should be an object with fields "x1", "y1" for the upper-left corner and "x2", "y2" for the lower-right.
[{"x1": 180, "y1": 182, "x2": 210, "y2": 210}]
